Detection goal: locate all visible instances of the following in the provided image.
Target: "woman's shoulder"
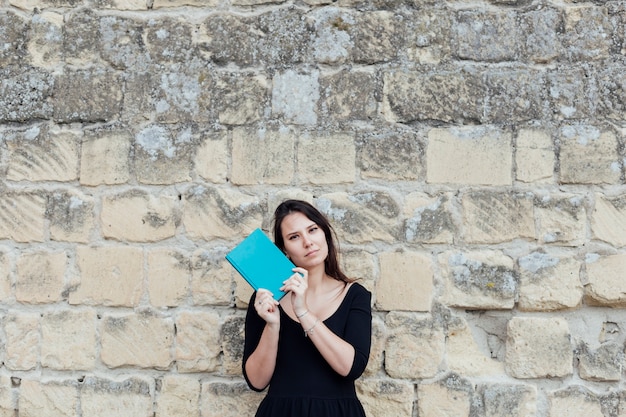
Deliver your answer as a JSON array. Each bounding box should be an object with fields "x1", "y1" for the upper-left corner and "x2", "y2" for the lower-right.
[{"x1": 345, "y1": 281, "x2": 372, "y2": 300}]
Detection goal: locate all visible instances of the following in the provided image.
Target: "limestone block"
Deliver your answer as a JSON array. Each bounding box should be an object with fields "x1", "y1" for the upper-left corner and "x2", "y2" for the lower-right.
[
  {"x1": 147, "y1": 248, "x2": 190, "y2": 308},
  {"x1": 481, "y1": 384, "x2": 537, "y2": 417},
  {"x1": 462, "y1": 191, "x2": 534, "y2": 244},
  {"x1": 231, "y1": 127, "x2": 296, "y2": 185},
  {"x1": 310, "y1": 8, "x2": 354, "y2": 64},
  {"x1": 515, "y1": 129, "x2": 554, "y2": 183},
  {"x1": 320, "y1": 70, "x2": 378, "y2": 121},
  {"x1": 417, "y1": 375, "x2": 473, "y2": 417},
  {"x1": 426, "y1": 127, "x2": 513, "y2": 186},
  {"x1": 201, "y1": 381, "x2": 263, "y2": 417},
  {"x1": 356, "y1": 378, "x2": 414, "y2": 417},
  {"x1": 535, "y1": 193, "x2": 586, "y2": 245},
  {"x1": 404, "y1": 193, "x2": 455, "y2": 244},
  {"x1": 101, "y1": 311, "x2": 174, "y2": 369},
  {"x1": 48, "y1": 190, "x2": 95, "y2": 243},
  {"x1": 123, "y1": 71, "x2": 155, "y2": 123},
  {"x1": 585, "y1": 253, "x2": 626, "y2": 307},
  {"x1": 63, "y1": 9, "x2": 100, "y2": 65},
  {"x1": 364, "y1": 316, "x2": 385, "y2": 377},
  {"x1": 15, "y1": 250, "x2": 67, "y2": 304},
  {"x1": 548, "y1": 387, "x2": 603, "y2": 417},
  {"x1": 214, "y1": 72, "x2": 267, "y2": 125},
  {"x1": 80, "y1": 377, "x2": 152, "y2": 417},
  {"x1": 53, "y1": 67, "x2": 123, "y2": 123},
  {"x1": 0, "y1": 67, "x2": 53, "y2": 122},
  {"x1": 520, "y1": 8, "x2": 562, "y2": 63},
  {"x1": 0, "y1": 192, "x2": 46, "y2": 242},
  {"x1": 145, "y1": 17, "x2": 194, "y2": 64},
  {"x1": 376, "y1": 251, "x2": 433, "y2": 312},
  {"x1": 547, "y1": 69, "x2": 591, "y2": 119},
  {"x1": 454, "y1": 10, "x2": 520, "y2": 61},
  {"x1": 316, "y1": 192, "x2": 399, "y2": 243},
  {"x1": 156, "y1": 375, "x2": 200, "y2": 416},
  {"x1": 383, "y1": 69, "x2": 484, "y2": 124},
  {"x1": 19, "y1": 380, "x2": 78, "y2": 417},
  {"x1": 101, "y1": 190, "x2": 179, "y2": 242},
  {"x1": 195, "y1": 131, "x2": 229, "y2": 183},
  {"x1": 447, "y1": 316, "x2": 504, "y2": 376},
  {"x1": 0, "y1": 375, "x2": 14, "y2": 417},
  {"x1": 192, "y1": 249, "x2": 232, "y2": 306},
  {"x1": 402, "y1": 8, "x2": 453, "y2": 65},
  {"x1": 596, "y1": 66, "x2": 626, "y2": 122},
  {"x1": 221, "y1": 314, "x2": 245, "y2": 375},
  {"x1": 563, "y1": 6, "x2": 611, "y2": 61},
  {"x1": 80, "y1": 129, "x2": 131, "y2": 185},
  {"x1": 3, "y1": 313, "x2": 39, "y2": 371},
  {"x1": 505, "y1": 317, "x2": 573, "y2": 378},
  {"x1": 41, "y1": 310, "x2": 97, "y2": 370},
  {"x1": 384, "y1": 312, "x2": 444, "y2": 379},
  {"x1": 0, "y1": 11, "x2": 27, "y2": 65},
  {"x1": 99, "y1": 15, "x2": 149, "y2": 68},
  {"x1": 351, "y1": 11, "x2": 401, "y2": 64},
  {"x1": 298, "y1": 133, "x2": 356, "y2": 184},
  {"x1": 27, "y1": 11, "x2": 63, "y2": 68},
  {"x1": 518, "y1": 252, "x2": 583, "y2": 311},
  {"x1": 70, "y1": 246, "x2": 143, "y2": 307},
  {"x1": 272, "y1": 69, "x2": 319, "y2": 125},
  {"x1": 0, "y1": 253, "x2": 11, "y2": 301},
  {"x1": 182, "y1": 186, "x2": 263, "y2": 240},
  {"x1": 578, "y1": 342, "x2": 624, "y2": 382},
  {"x1": 175, "y1": 311, "x2": 220, "y2": 373},
  {"x1": 357, "y1": 131, "x2": 423, "y2": 181},
  {"x1": 439, "y1": 251, "x2": 517, "y2": 310},
  {"x1": 340, "y1": 249, "x2": 376, "y2": 293},
  {"x1": 559, "y1": 126, "x2": 620, "y2": 184},
  {"x1": 134, "y1": 124, "x2": 197, "y2": 184},
  {"x1": 484, "y1": 68, "x2": 547, "y2": 123},
  {"x1": 591, "y1": 193, "x2": 626, "y2": 247}
]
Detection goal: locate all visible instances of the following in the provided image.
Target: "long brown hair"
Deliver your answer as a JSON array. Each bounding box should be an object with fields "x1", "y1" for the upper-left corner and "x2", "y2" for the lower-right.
[{"x1": 273, "y1": 199, "x2": 352, "y2": 283}]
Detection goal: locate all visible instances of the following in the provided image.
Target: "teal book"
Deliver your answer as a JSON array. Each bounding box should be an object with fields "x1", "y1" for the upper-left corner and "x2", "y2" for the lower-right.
[{"x1": 226, "y1": 228, "x2": 294, "y2": 301}]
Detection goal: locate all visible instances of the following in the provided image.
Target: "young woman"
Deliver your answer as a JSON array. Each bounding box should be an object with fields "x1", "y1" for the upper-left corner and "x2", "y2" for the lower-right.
[{"x1": 243, "y1": 199, "x2": 372, "y2": 417}]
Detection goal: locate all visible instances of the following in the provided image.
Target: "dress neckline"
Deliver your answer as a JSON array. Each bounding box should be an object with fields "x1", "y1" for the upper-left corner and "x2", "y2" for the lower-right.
[{"x1": 280, "y1": 282, "x2": 356, "y2": 324}]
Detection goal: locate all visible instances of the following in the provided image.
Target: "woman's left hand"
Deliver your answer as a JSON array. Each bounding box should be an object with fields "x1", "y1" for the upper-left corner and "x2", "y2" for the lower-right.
[{"x1": 281, "y1": 267, "x2": 308, "y2": 315}]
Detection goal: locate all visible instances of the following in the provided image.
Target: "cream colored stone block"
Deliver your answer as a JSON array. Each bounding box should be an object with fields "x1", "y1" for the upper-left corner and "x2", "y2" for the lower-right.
[
  {"x1": 16, "y1": 251, "x2": 66, "y2": 304},
  {"x1": 0, "y1": 375, "x2": 14, "y2": 417},
  {"x1": 201, "y1": 382, "x2": 264, "y2": 417},
  {"x1": 175, "y1": 311, "x2": 221, "y2": 373},
  {"x1": 447, "y1": 316, "x2": 504, "y2": 376},
  {"x1": 4, "y1": 313, "x2": 39, "y2": 371},
  {"x1": 48, "y1": 190, "x2": 95, "y2": 243},
  {"x1": 41, "y1": 310, "x2": 97, "y2": 370},
  {"x1": 0, "y1": 192, "x2": 46, "y2": 242},
  {"x1": 341, "y1": 250, "x2": 376, "y2": 294},
  {"x1": 298, "y1": 133, "x2": 356, "y2": 184},
  {"x1": 585, "y1": 253, "x2": 626, "y2": 307},
  {"x1": 548, "y1": 388, "x2": 603, "y2": 417},
  {"x1": 19, "y1": 380, "x2": 78, "y2": 417},
  {"x1": 516, "y1": 129, "x2": 554, "y2": 183},
  {"x1": 156, "y1": 375, "x2": 200, "y2": 416},
  {"x1": 404, "y1": 192, "x2": 455, "y2": 244},
  {"x1": 418, "y1": 380, "x2": 472, "y2": 417},
  {"x1": 559, "y1": 126, "x2": 620, "y2": 184},
  {"x1": 231, "y1": 127, "x2": 296, "y2": 185},
  {"x1": 482, "y1": 384, "x2": 537, "y2": 417},
  {"x1": 535, "y1": 193, "x2": 586, "y2": 245},
  {"x1": 101, "y1": 190, "x2": 178, "y2": 242},
  {"x1": 364, "y1": 316, "x2": 385, "y2": 377},
  {"x1": 148, "y1": 248, "x2": 190, "y2": 307},
  {"x1": 80, "y1": 377, "x2": 152, "y2": 417},
  {"x1": 192, "y1": 250, "x2": 234, "y2": 306},
  {"x1": 518, "y1": 252, "x2": 583, "y2": 311},
  {"x1": 426, "y1": 127, "x2": 513, "y2": 186},
  {"x1": 221, "y1": 315, "x2": 245, "y2": 376},
  {"x1": 195, "y1": 132, "x2": 228, "y2": 183},
  {"x1": 71, "y1": 246, "x2": 143, "y2": 307},
  {"x1": 27, "y1": 12, "x2": 63, "y2": 68},
  {"x1": 0, "y1": 252, "x2": 12, "y2": 301},
  {"x1": 101, "y1": 312, "x2": 174, "y2": 369},
  {"x1": 591, "y1": 193, "x2": 626, "y2": 247},
  {"x1": 505, "y1": 317, "x2": 573, "y2": 378},
  {"x1": 80, "y1": 131, "x2": 131, "y2": 185},
  {"x1": 234, "y1": 273, "x2": 255, "y2": 309},
  {"x1": 376, "y1": 251, "x2": 433, "y2": 311},
  {"x1": 357, "y1": 379, "x2": 414, "y2": 417}
]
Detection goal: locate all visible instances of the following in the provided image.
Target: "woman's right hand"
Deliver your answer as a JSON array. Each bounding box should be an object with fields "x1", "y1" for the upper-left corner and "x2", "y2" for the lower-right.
[{"x1": 254, "y1": 289, "x2": 280, "y2": 325}]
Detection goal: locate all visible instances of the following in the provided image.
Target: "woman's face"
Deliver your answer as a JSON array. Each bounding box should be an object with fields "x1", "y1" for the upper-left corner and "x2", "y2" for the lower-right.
[{"x1": 280, "y1": 211, "x2": 329, "y2": 269}]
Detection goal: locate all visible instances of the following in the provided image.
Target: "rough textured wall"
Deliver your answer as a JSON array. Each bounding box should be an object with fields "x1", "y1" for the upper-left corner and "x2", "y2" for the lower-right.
[{"x1": 0, "y1": 0, "x2": 625, "y2": 415}]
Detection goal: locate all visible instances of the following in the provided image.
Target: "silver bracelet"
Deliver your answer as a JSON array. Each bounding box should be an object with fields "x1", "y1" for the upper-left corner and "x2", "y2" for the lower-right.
[
  {"x1": 296, "y1": 309, "x2": 309, "y2": 319},
  {"x1": 304, "y1": 319, "x2": 320, "y2": 338}
]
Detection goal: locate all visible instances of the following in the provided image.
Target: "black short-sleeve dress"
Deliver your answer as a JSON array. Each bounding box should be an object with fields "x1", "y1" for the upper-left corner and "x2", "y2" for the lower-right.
[{"x1": 243, "y1": 282, "x2": 372, "y2": 417}]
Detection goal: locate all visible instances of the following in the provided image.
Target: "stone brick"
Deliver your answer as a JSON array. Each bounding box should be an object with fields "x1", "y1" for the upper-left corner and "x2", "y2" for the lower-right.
[
  {"x1": 19, "y1": 379, "x2": 78, "y2": 417},
  {"x1": 0, "y1": 66, "x2": 54, "y2": 122},
  {"x1": 0, "y1": 191, "x2": 46, "y2": 242},
  {"x1": 403, "y1": 8, "x2": 453, "y2": 64},
  {"x1": 596, "y1": 65, "x2": 626, "y2": 122},
  {"x1": 591, "y1": 193, "x2": 626, "y2": 247},
  {"x1": 298, "y1": 133, "x2": 356, "y2": 184},
  {"x1": 4, "y1": 313, "x2": 39, "y2": 371},
  {"x1": 175, "y1": 311, "x2": 220, "y2": 373},
  {"x1": 310, "y1": 8, "x2": 356, "y2": 64},
  {"x1": 27, "y1": 12, "x2": 63, "y2": 68},
  {"x1": 182, "y1": 186, "x2": 263, "y2": 240},
  {"x1": 534, "y1": 193, "x2": 586, "y2": 245},
  {"x1": 515, "y1": 129, "x2": 555, "y2": 183},
  {"x1": 548, "y1": 386, "x2": 604, "y2": 417},
  {"x1": 505, "y1": 317, "x2": 573, "y2": 378},
  {"x1": 520, "y1": 7, "x2": 562, "y2": 63},
  {"x1": 417, "y1": 375, "x2": 473, "y2": 417},
  {"x1": 547, "y1": 68, "x2": 591, "y2": 120},
  {"x1": 357, "y1": 130, "x2": 423, "y2": 181},
  {"x1": 0, "y1": 375, "x2": 15, "y2": 417},
  {"x1": 426, "y1": 127, "x2": 513, "y2": 186},
  {"x1": 518, "y1": 251, "x2": 583, "y2": 311},
  {"x1": 195, "y1": 131, "x2": 229, "y2": 183},
  {"x1": 384, "y1": 312, "x2": 444, "y2": 379},
  {"x1": 578, "y1": 342, "x2": 624, "y2": 382},
  {"x1": 341, "y1": 249, "x2": 377, "y2": 293},
  {"x1": 231, "y1": 127, "x2": 296, "y2": 185},
  {"x1": 70, "y1": 246, "x2": 143, "y2": 307},
  {"x1": 376, "y1": 251, "x2": 433, "y2": 311},
  {"x1": 156, "y1": 375, "x2": 200, "y2": 416},
  {"x1": 147, "y1": 248, "x2": 190, "y2": 308},
  {"x1": 192, "y1": 249, "x2": 233, "y2": 306},
  {"x1": 145, "y1": 17, "x2": 194, "y2": 64},
  {"x1": 214, "y1": 71, "x2": 267, "y2": 125},
  {"x1": 221, "y1": 314, "x2": 245, "y2": 375},
  {"x1": 320, "y1": 70, "x2": 378, "y2": 122},
  {"x1": 101, "y1": 189, "x2": 179, "y2": 242},
  {"x1": 0, "y1": 11, "x2": 27, "y2": 67},
  {"x1": 351, "y1": 11, "x2": 402, "y2": 64},
  {"x1": 201, "y1": 381, "x2": 263, "y2": 417},
  {"x1": 80, "y1": 128, "x2": 131, "y2": 186},
  {"x1": 403, "y1": 193, "x2": 455, "y2": 244},
  {"x1": 440, "y1": 251, "x2": 517, "y2": 310},
  {"x1": 585, "y1": 253, "x2": 626, "y2": 307},
  {"x1": 101, "y1": 311, "x2": 174, "y2": 369},
  {"x1": 559, "y1": 126, "x2": 620, "y2": 184},
  {"x1": 462, "y1": 191, "x2": 534, "y2": 244},
  {"x1": 98, "y1": 15, "x2": 148, "y2": 68},
  {"x1": 80, "y1": 377, "x2": 152, "y2": 417},
  {"x1": 15, "y1": 250, "x2": 67, "y2": 304},
  {"x1": 356, "y1": 378, "x2": 414, "y2": 417},
  {"x1": 364, "y1": 316, "x2": 385, "y2": 376},
  {"x1": 481, "y1": 384, "x2": 537, "y2": 417},
  {"x1": 0, "y1": 252, "x2": 11, "y2": 301},
  {"x1": 484, "y1": 67, "x2": 547, "y2": 123},
  {"x1": 272, "y1": 69, "x2": 319, "y2": 125},
  {"x1": 447, "y1": 316, "x2": 504, "y2": 376},
  {"x1": 317, "y1": 192, "x2": 399, "y2": 243},
  {"x1": 41, "y1": 310, "x2": 97, "y2": 370},
  {"x1": 63, "y1": 9, "x2": 100, "y2": 64},
  {"x1": 47, "y1": 190, "x2": 95, "y2": 243},
  {"x1": 563, "y1": 6, "x2": 612, "y2": 61},
  {"x1": 454, "y1": 10, "x2": 521, "y2": 62}
]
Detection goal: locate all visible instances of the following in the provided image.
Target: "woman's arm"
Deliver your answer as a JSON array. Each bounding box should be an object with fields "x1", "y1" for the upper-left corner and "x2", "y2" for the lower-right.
[{"x1": 244, "y1": 322, "x2": 280, "y2": 390}]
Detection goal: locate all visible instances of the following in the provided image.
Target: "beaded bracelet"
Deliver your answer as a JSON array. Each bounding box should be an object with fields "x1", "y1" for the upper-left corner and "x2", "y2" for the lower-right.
[
  {"x1": 296, "y1": 309, "x2": 309, "y2": 319},
  {"x1": 304, "y1": 319, "x2": 320, "y2": 338}
]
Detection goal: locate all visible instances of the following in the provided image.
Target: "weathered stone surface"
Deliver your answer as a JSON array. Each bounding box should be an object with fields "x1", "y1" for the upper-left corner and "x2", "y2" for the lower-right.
[
  {"x1": 0, "y1": 252, "x2": 11, "y2": 301},
  {"x1": 63, "y1": 9, "x2": 99, "y2": 64},
  {"x1": 15, "y1": 251, "x2": 66, "y2": 304},
  {"x1": 515, "y1": 129, "x2": 555, "y2": 183},
  {"x1": 403, "y1": 8, "x2": 453, "y2": 64},
  {"x1": 175, "y1": 310, "x2": 220, "y2": 372},
  {"x1": 454, "y1": 10, "x2": 521, "y2": 62},
  {"x1": 0, "y1": 67, "x2": 54, "y2": 122},
  {"x1": 559, "y1": 126, "x2": 620, "y2": 184},
  {"x1": 27, "y1": 11, "x2": 64, "y2": 68},
  {"x1": 596, "y1": 64, "x2": 626, "y2": 123},
  {"x1": 0, "y1": 11, "x2": 28, "y2": 66},
  {"x1": 221, "y1": 314, "x2": 245, "y2": 375},
  {"x1": 447, "y1": 316, "x2": 504, "y2": 376},
  {"x1": 351, "y1": 11, "x2": 402, "y2": 64},
  {"x1": 484, "y1": 67, "x2": 547, "y2": 123},
  {"x1": 563, "y1": 6, "x2": 612, "y2": 61},
  {"x1": 41, "y1": 310, "x2": 97, "y2": 370},
  {"x1": 272, "y1": 69, "x2": 319, "y2": 125},
  {"x1": 214, "y1": 72, "x2": 267, "y2": 125},
  {"x1": 505, "y1": 317, "x2": 573, "y2": 378},
  {"x1": 404, "y1": 193, "x2": 455, "y2": 244},
  {"x1": 480, "y1": 384, "x2": 537, "y2": 417},
  {"x1": 548, "y1": 69, "x2": 591, "y2": 120},
  {"x1": 80, "y1": 377, "x2": 152, "y2": 417},
  {"x1": 99, "y1": 15, "x2": 148, "y2": 68},
  {"x1": 145, "y1": 17, "x2": 194, "y2": 64},
  {"x1": 3, "y1": 313, "x2": 39, "y2": 371},
  {"x1": 548, "y1": 386, "x2": 604, "y2": 417},
  {"x1": 591, "y1": 193, "x2": 626, "y2": 247},
  {"x1": 0, "y1": 375, "x2": 14, "y2": 417},
  {"x1": 357, "y1": 378, "x2": 414, "y2": 417},
  {"x1": 376, "y1": 251, "x2": 433, "y2": 311},
  {"x1": 191, "y1": 249, "x2": 233, "y2": 306},
  {"x1": 201, "y1": 382, "x2": 263, "y2": 417},
  {"x1": 48, "y1": 189, "x2": 95, "y2": 243},
  {"x1": 156, "y1": 375, "x2": 200, "y2": 416},
  {"x1": 364, "y1": 316, "x2": 385, "y2": 376},
  {"x1": 80, "y1": 127, "x2": 131, "y2": 186},
  {"x1": 320, "y1": 70, "x2": 378, "y2": 122},
  {"x1": 585, "y1": 253, "x2": 626, "y2": 307},
  {"x1": 0, "y1": 191, "x2": 46, "y2": 242},
  {"x1": 578, "y1": 341, "x2": 624, "y2": 382},
  {"x1": 298, "y1": 133, "x2": 356, "y2": 184},
  {"x1": 357, "y1": 130, "x2": 423, "y2": 181},
  {"x1": 147, "y1": 248, "x2": 190, "y2": 307},
  {"x1": 534, "y1": 193, "x2": 586, "y2": 245},
  {"x1": 19, "y1": 379, "x2": 78, "y2": 417},
  {"x1": 194, "y1": 131, "x2": 229, "y2": 183},
  {"x1": 520, "y1": 7, "x2": 562, "y2": 63},
  {"x1": 417, "y1": 374, "x2": 473, "y2": 417}
]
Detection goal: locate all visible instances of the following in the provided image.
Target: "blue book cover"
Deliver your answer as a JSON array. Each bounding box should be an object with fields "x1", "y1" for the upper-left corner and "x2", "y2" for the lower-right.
[{"x1": 226, "y1": 228, "x2": 294, "y2": 301}]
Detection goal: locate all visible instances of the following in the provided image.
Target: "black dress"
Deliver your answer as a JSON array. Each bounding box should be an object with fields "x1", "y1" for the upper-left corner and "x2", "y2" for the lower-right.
[{"x1": 243, "y1": 282, "x2": 372, "y2": 417}]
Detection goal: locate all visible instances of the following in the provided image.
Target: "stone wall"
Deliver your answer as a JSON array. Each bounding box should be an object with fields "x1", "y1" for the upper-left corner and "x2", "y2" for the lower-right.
[{"x1": 0, "y1": 0, "x2": 625, "y2": 416}]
